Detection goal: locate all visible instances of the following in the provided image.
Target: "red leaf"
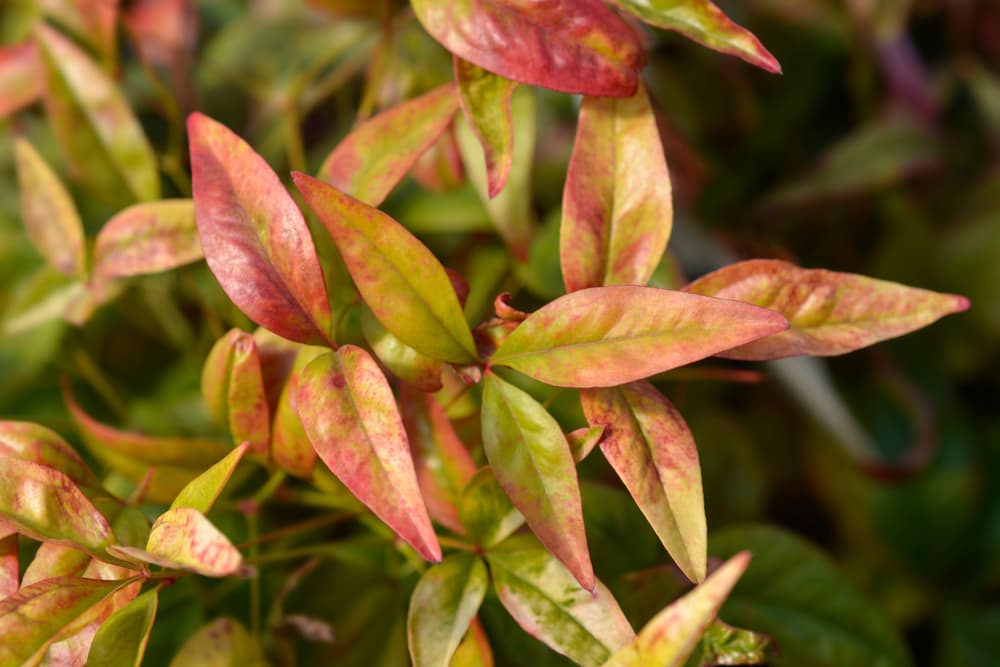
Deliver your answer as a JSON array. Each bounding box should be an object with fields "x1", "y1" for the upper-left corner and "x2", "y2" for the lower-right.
[
  {"x1": 93, "y1": 199, "x2": 202, "y2": 281},
  {"x1": 0, "y1": 535, "x2": 17, "y2": 599},
  {"x1": 0, "y1": 41, "x2": 43, "y2": 117}
]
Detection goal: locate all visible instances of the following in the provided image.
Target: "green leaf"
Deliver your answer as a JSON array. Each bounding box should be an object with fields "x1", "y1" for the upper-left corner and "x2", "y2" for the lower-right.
[
  {"x1": 14, "y1": 138, "x2": 87, "y2": 280},
  {"x1": 86, "y1": 588, "x2": 158, "y2": 667},
  {"x1": 170, "y1": 443, "x2": 250, "y2": 514},
  {"x1": 458, "y1": 468, "x2": 524, "y2": 548},
  {"x1": 294, "y1": 173, "x2": 478, "y2": 364},
  {"x1": 454, "y1": 57, "x2": 518, "y2": 198},
  {"x1": 0, "y1": 41, "x2": 43, "y2": 117},
  {"x1": 487, "y1": 534, "x2": 634, "y2": 667},
  {"x1": 112, "y1": 508, "x2": 243, "y2": 577},
  {"x1": 407, "y1": 554, "x2": 489, "y2": 667},
  {"x1": 0, "y1": 534, "x2": 17, "y2": 599},
  {"x1": 682, "y1": 620, "x2": 770, "y2": 667},
  {"x1": 482, "y1": 372, "x2": 592, "y2": 589},
  {"x1": 683, "y1": 259, "x2": 970, "y2": 359},
  {"x1": 201, "y1": 329, "x2": 270, "y2": 455},
  {"x1": 710, "y1": 525, "x2": 912, "y2": 667},
  {"x1": 449, "y1": 618, "x2": 494, "y2": 667},
  {"x1": 318, "y1": 83, "x2": 461, "y2": 206},
  {"x1": 295, "y1": 348, "x2": 441, "y2": 562},
  {"x1": 490, "y1": 286, "x2": 788, "y2": 388},
  {"x1": 602, "y1": 552, "x2": 750, "y2": 667},
  {"x1": 92, "y1": 200, "x2": 202, "y2": 281},
  {"x1": 22, "y1": 543, "x2": 91, "y2": 587},
  {"x1": 581, "y1": 382, "x2": 706, "y2": 583},
  {"x1": 168, "y1": 617, "x2": 267, "y2": 667},
  {"x1": 0, "y1": 421, "x2": 99, "y2": 488},
  {"x1": 561, "y1": 81, "x2": 673, "y2": 293},
  {"x1": 361, "y1": 306, "x2": 444, "y2": 393},
  {"x1": 568, "y1": 426, "x2": 605, "y2": 463},
  {"x1": 609, "y1": 0, "x2": 780, "y2": 73}
]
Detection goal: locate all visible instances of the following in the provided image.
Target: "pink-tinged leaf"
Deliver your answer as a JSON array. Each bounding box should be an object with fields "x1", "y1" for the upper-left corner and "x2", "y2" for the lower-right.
[
  {"x1": 0, "y1": 420, "x2": 99, "y2": 488},
  {"x1": 22, "y1": 543, "x2": 91, "y2": 587},
  {"x1": 14, "y1": 138, "x2": 87, "y2": 280},
  {"x1": 36, "y1": 24, "x2": 160, "y2": 204},
  {"x1": 201, "y1": 329, "x2": 271, "y2": 456},
  {"x1": 481, "y1": 372, "x2": 592, "y2": 590},
  {"x1": 454, "y1": 57, "x2": 518, "y2": 198},
  {"x1": 410, "y1": 125, "x2": 466, "y2": 192},
  {"x1": 72, "y1": 0, "x2": 120, "y2": 64},
  {"x1": 270, "y1": 347, "x2": 327, "y2": 478},
  {"x1": 581, "y1": 382, "x2": 706, "y2": 583},
  {"x1": 188, "y1": 112, "x2": 333, "y2": 346},
  {"x1": 93, "y1": 199, "x2": 202, "y2": 281},
  {"x1": 0, "y1": 41, "x2": 43, "y2": 117},
  {"x1": 683, "y1": 259, "x2": 971, "y2": 359},
  {"x1": 318, "y1": 83, "x2": 460, "y2": 207},
  {"x1": 411, "y1": 0, "x2": 644, "y2": 97},
  {"x1": 0, "y1": 535, "x2": 17, "y2": 600},
  {"x1": 407, "y1": 554, "x2": 489, "y2": 667},
  {"x1": 87, "y1": 588, "x2": 158, "y2": 667},
  {"x1": 295, "y1": 347, "x2": 441, "y2": 562},
  {"x1": 458, "y1": 468, "x2": 524, "y2": 548},
  {"x1": 568, "y1": 425, "x2": 605, "y2": 464},
  {"x1": 294, "y1": 173, "x2": 478, "y2": 364},
  {"x1": 609, "y1": 0, "x2": 781, "y2": 73},
  {"x1": 124, "y1": 0, "x2": 196, "y2": 74},
  {"x1": 487, "y1": 534, "x2": 635, "y2": 666},
  {"x1": 126, "y1": 508, "x2": 243, "y2": 577},
  {"x1": 450, "y1": 618, "x2": 494, "y2": 667},
  {"x1": 603, "y1": 552, "x2": 751, "y2": 667},
  {"x1": 361, "y1": 307, "x2": 444, "y2": 393},
  {"x1": 490, "y1": 286, "x2": 789, "y2": 388},
  {"x1": 170, "y1": 443, "x2": 250, "y2": 514},
  {"x1": 168, "y1": 617, "x2": 267, "y2": 666},
  {"x1": 561, "y1": 81, "x2": 673, "y2": 293}
]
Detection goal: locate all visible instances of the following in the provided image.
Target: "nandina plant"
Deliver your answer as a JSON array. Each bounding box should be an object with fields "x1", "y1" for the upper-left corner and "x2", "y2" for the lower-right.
[{"x1": 0, "y1": 1, "x2": 975, "y2": 666}]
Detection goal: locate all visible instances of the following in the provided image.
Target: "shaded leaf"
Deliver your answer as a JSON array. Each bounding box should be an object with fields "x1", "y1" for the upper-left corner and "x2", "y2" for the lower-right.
[
  {"x1": 188, "y1": 112, "x2": 333, "y2": 346},
  {"x1": 0, "y1": 41, "x2": 43, "y2": 117},
  {"x1": 361, "y1": 307, "x2": 444, "y2": 393},
  {"x1": 121, "y1": 508, "x2": 243, "y2": 577},
  {"x1": 490, "y1": 286, "x2": 788, "y2": 387},
  {"x1": 170, "y1": 443, "x2": 250, "y2": 514},
  {"x1": 458, "y1": 468, "x2": 524, "y2": 548},
  {"x1": 561, "y1": 82, "x2": 673, "y2": 293},
  {"x1": 454, "y1": 57, "x2": 518, "y2": 198},
  {"x1": 411, "y1": 125, "x2": 466, "y2": 192},
  {"x1": 168, "y1": 617, "x2": 266, "y2": 667},
  {"x1": 0, "y1": 420, "x2": 99, "y2": 488},
  {"x1": 683, "y1": 259, "x2": 970, "y2": 359},
  {"x1": 0, "y1": 535, "x2": 16, "y2": 600},
  {"x1": 683, "y1": 620, "x2": 770, "y2": 667},
  {"x1": 450, "y1": 618, "x2": 494, "y2": 667},
  {"x1": 568, "y1": 426, "x2": 605, "y2": 463},
  {"x1": 93, "y1": 199, "x2": 202, "y2": 281},
  {"x1": 86, "y1": 588, "x2": 158, "y2": 667},
  {"x1": 270, "y1": 346, "x2": 327, "y2": 478},
  {"x1": 481, "y1": 372, "x2": 592, "y2": 589},
  {"x1": 201, "y1": 329, "x2": 270, "y2": 455},
  {"x1": 22, "y1": 543, "x2": 91, "y2": 587}
]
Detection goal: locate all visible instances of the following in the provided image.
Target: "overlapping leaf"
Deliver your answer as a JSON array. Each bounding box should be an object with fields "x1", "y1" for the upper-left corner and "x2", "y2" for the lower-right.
[
  {"x1": 170, "y1": 443, "x2": 250, "y2": 514},
  {"x1": 0, "y1": 41, "x2": 43, "y2": 117},
  {"x1": 270, "y1": 346, "x2": 326, "y2": 478},
  {"x1": 22, "y1": 543, "x2": 91, "y2": 588},
  {"x1": 362, "y1": 308, "x2": 444, "y2": 393},
  {"x1": 458, "y1": 469, "x2": 524, "y2": 548},
  {"x1": 0, "y1": 421, "x2": 99, "y2": 488},
  {"x1": 450, "y1": 619, "x2": 494, "y2": 667},
  {"x1": 93, "y1": 200, "x2": 202, "y2": 281},
  {"x1": 201, "y1": 329, "x2": 271, "y2": 455},
  {"x1": 111, "y1": 508, "x2": 243, "y2": 577},
  {"x1": 0, "y1": 535, "x2": 16, "y2": 600},
  {"x1": 454, "y1": 58, "x2": 518, "y2": 198},
  {"x1": 86, "y1": 588, "x2": 159, "y2": 667},
  {"x1": 568, "y1": 426, "x2": 605, "y2": 463}
]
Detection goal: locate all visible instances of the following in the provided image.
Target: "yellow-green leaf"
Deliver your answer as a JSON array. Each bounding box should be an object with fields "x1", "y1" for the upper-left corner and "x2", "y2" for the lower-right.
[
  {"x1": 93, "y1": 200, "x2": 202, "y2": 281},
  {"x1": 170, "y1": 443, "x2": 250, "y2": 514},
  {"x1": 168, "y1": 617, "x2": 267, "y2": 667},
  {"x1": 454, "y1": 57, "x2": 518, "y2": 198},
  {"x1": 86, "y1": 588, "x2": 158, "y2": 667}
]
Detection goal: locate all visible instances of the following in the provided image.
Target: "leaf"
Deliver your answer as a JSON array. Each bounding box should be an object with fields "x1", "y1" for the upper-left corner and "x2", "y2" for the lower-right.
[
  {"x1": 450, "y1": 618, "x2": 494, "y2": 667},
  {"x1": 481, "y1": 372, "x2": 592, "y2": 590},
  {"x1": 188, "y1": 112, "x2": 333, "y2": 346},
  {"x1": 710, "y1": 525, "x2": 911, "y2": 667},
  {"x1": 294, "y1": 173, "x2": 478, "y2": 364},
  {"x1": 168, "y1": 617, "x2": 267, "y2": 667},
  {"x1": 602, "y1": 551, "x2": 751, "y2": 667},
  {"x1": 92, "y1": 200, "x2": 202, "y2": 281},
  {"x1": 568, "y1": 426, "x2": 605, "y2": 463},
  {"x1": 561, "y1": 81, "x2": 673, "y2": 293},
  {"x1": 361, "y1": 307, "x2": 444, "y2": 393},
  {"x1": 86, "y1": 588, "x2": 158, "y2": 667},
  {"x1": 201, "y1": 329, "x2": 270, "y2": 455},
  {"x1": 270, "y1": 346, "x2": 327, "y2": 478},
  {"x1": 609, "y1": 0, "x2": 781, "y2": 73},
  {"x1": 14, "y1": 138, "x2": 87, "y2": 280},
  {"x1": 490, "y1": 286, "x2": 789, "y2": 387},
  {"x1": 454, "y1": 58, "x2": 518, "y2": 198},
  {"x1": 116, "y1": 508, "x2": 243, "y2": 577},
  {"x1": 0, "y1": 41, "x2": 43, "y2": 117},
  {"x1": 407, "y1": 554, "x2": 489, "y2": 667},
  {"x1": 458, "y1": 469, "x2": 524, "y2": 548},
  {"x1": 72, "y1": 0, "x2": 119, "y2": 65},
  {"x1": 295, "y1": 347, "x2": 441, "y2": 562},
  {"x1": 581, "y1": 382, "x2": 706, "y2": 583},
  {"x1": 486, "y1": 534, "x2": 634, "y2": 667},
  {"x1": 36, "y1": 24, "x2": 160, "y2": 204},
  {"x1": 683, "y1": 620, "x2": 770, "y2": 667},
  {"x1": 0, "y1": 535, "x2": 17, "y2": 600},
  {"x1": 170, "y1": 443, "x2": 250, "y2": 514},
  {"x1": 318, "y1": 83, "x2": 461, "y2": 207},
  {"x1": 0, "y1": 421, "x2": 99, "y2": 488},
  {"x1": 22, "y1": 543, "x2": 91, "y2": 587},
  {"x1": 683, "y1": 259, "x2": 970, "y2": 359},
  {"x1": 411, "y1": 0, "x2": 644, "y2": 97}
]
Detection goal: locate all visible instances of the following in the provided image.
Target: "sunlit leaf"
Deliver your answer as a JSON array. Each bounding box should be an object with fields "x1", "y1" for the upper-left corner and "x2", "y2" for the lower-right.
[
  {"x1": 93, "y1": 200, "x2": 202, "y2": 281},
  {"x1": 408, "y1": 554, "x2": 489, "y2": 667},
  {"x1": 458, "y1": 469, "x2": 524, "y2": 548},
  {"x1": 0, "y1": 420, "x2": 99, "y2": 488},
  {"x1": 201, "y1": 329, "x2": 270, "y2": 455},
  {"x1": 0, "y1": 535, "x2": 17, "y2": 600},
  {"x1": 0, "y1": 41, "x2": 43, "y2": 117},
  {"x1": 454, "y1": 58, "x2": 518, "y2": 198},
  {"x1": 118, "y1": 508, "x2": 243, "y2": 577},
  {"x1": 170, "y1": 443, "x2": 250, "y2": 514},
  {"x1": 490, "y1": 286, "x2": 788, "y2": 387},
  {"x1": 362, "y1": 307, "x2": 444, "y2": 393},
  {"x1": 683, "y1": 259, "x2": 970, "y2": 359},
  {"x1": 561, "y1": 82, "x2": 673, "y2": 293},
  {"x1": 86, "y1": 588, "x2": 158, "y2": 667},
  {"x1": 168, "y1": 617, "x2": 267, "y2": 667},
  {"x1": 188, "y1": 112, "x2": 333, "y2": 346}
]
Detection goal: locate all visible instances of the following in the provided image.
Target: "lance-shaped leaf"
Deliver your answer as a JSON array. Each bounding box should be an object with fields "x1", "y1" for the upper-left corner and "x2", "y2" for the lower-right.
[
  {"x1": 171, "y1": 443, "x2": 250, "y2": 514},
  {"x1": 294, "y1": 173, "x2": 478, "y2": 364},
  {"x1": 481, "y1": 372, "x2": 592, "y2": 590},
  {"x1": 561, "y1": 82, "x2": 673, "y2": 293},
  {"x1": 22, "y1": 543, "x2": 91, "y2": 587},
  {"x1": 609, "y1": 0, "x2": 780, "y2": 73},
  {"x1": 411, "y1": 0, "x2": 644, "y2": 97},
  {"x1": 318, "y1": 83, "x2": 460, "y2": 206},
  {"x1": 188, "y1": 112, "x2": 333, "y2": 346},
  {"x1": 490, "y1": 286, "x2": 788, "y2": 388},
  {"x1": 87, "y1": 588, "x2": 158, "y2": 667},
  {"x1": 0, "y1": 576, "x2": 136, "y2": 666},
  {"x1": 487, "y1": 534, "x2": 634, "y2": 666},
  {"x1": 169, "y1": 618, "x2": 267, "y2": 667},
  {"x1": 0, "y1": 41, "x2": 43, "y2": 117},
  {"x1": 295, "y1": 347, "x2": 441, "y2": 562},
  {"x1": 683, "y1": 259, "x2": 971, "y2": 360},
  {"x1": 454, "y1": 57, "x2": 518, "y2": 198},
  {"x1": 362, "y1": 307, "x2": 444, "y2": 393},
  {"x1": 36, "y1": 24, "x2": 159, "y2": 204},
  {"x1": 270, "y1": 346, "x2": 327, "y2": 478},
  {"x1": 458, "y1": 469, "x2": 524, "y2": 548},
  {"x1": 602, "y1": 551, "x2": 751, "y2": 667},
  {"x1": 581, "y1": 382, "x2": 705, "y2": 583},
  {"x1": 93, "y1": 199, "x2": 202, "y2": 281},
  {"x1": 14, "y1": 138, "x2": 87, "y2": 280},
  {"x1": 112, "y1": 508, "x2": 243, "y2": 577},
  {"x1": 201, "y1": 329, "x2": 270, "y2": 455},
  {"x1": 0, "y1": 534, "x2": 16, "y2": 600},
  {"x1": 0, "y1": 421, "x2": 99, "y2": 488},
  {"x1": 407, "y1": 554, "x2": 489, "y2": 667}
]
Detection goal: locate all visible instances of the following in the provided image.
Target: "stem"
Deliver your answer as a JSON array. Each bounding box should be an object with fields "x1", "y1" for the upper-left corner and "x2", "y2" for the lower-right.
[
  {"x1": 248, "y1": 511, "x2": 261, "y2": 636},
  {"x1": 71, "y1": 346, "x2": 127, "y2": 420},
  {"x1": 437, "y1": 536, "x2": 477, "y2": 553},
  {"x1": 238, "y1": 512, "x2": 353, "y2": 549}
]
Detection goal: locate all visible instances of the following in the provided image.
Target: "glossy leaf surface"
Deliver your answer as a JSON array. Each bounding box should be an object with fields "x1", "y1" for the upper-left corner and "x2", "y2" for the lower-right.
[
  {"x1": 561, "y1": 82, "x2": 673, "y2": 293},
  {"x1": 168, "y1": 617, "x2": 267, "y2": 667},
  {"x1": 0, "y1": 41, "x2": 43, "y2": 117},
  {"x1": 188, "y1": 112, "x2": 332, "y2": 346},
  {"x1": 683, "y1": 259, "x2": 970, "y2": 359},
  {"x1": 454, "y1": 58, "x2": 518, "y2": 198},
  {"x1": 481, "y1": 372, "x2": 592, "y2": 590},
  {"x1": 93, "y1": 200, "x2": 202, "y2": 280},
  {"x1": 407, "y1": 554, "x2": 488, "y2": 667},
  {"x1": 170, "y1": 443, "x2": 250, "y2": 514},
  {"x1": 458, "y1": 469, "x2": 524, "y2": 548},
  {"x1": 141, "y1": 508, "x2": 243, "y2": 577},
  {"x1": 490, "y1": 286, "x2": 788, "y2": 387},
  {"x1": 0, "y1": 421, "x2": 99, "y2": 488},
  {"x1": 86, "y1": 588, "x2": 158, "y2": 667}
]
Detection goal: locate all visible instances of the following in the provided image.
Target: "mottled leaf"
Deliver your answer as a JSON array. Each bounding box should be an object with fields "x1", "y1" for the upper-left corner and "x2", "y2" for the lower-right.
[
  {"x1": 93, "y1": 199, "x2": 202, "y2": 281},
  {"x1": 683, "y1": 620, "x2": 770, "y2": 667},
  {"x1": 568, "y1": 426, "x2": 605, "y2": 463},
  {"x1": 490, "y1": 286, "x2": 788, "y2": 387},
  {"x1": 683, "y1": 259, "x2": 970, "y2": 359},
  {"x1": 0, "y1": 420, "x2": 99, "y2": 488},
  {"x1": 450, "y1": 618, "x2": 494, "y2": 667},
  {"x1": 22, "y1": 543, "x2": 91, "y2": 587},
  {"x1": 296, "y1": 347, "x2": 441, "y2": 561},
  {"x1": 362, "y1": 307, "x2": 444, "y2": 393},
  {"x1": 454, "y1": 58, "x2": 518, "y2": 198},
  {"x1": 0, "y1": 41, "x2": 43, "y2": 117},
  {"x1": 0, "y1": 535, "x2": 17, "y2": 600},
  {"x1": 201, "y1": 329, "x2": 270, "y2": 455},
  {"x1": 270, "y1": 346, "x2": 327, "y2": 478},
  {"x1": 411, "y1": 0, "x2": 644, "y2": 96},
  {"x1": 168, "y1": 617, "x2": 267, "y2": 667},
  {"x1": 408, "y1": 554, "x2": 489, "y2": 667},
  {"x1": 318, "y1": 83, "x2": 460, "y2": 206},
  {"x1": 87, "y1": 588, "x2": 158, "y2": 667},
  {"x1": 487, "y1": 534, "x2": 634, "y2": 667},
  {"x1": 458, "y1": 469, "x2": 524, "y2": 548},
  {"x1": 481, "y1": 372, "x2": 592, "y2": 590},
  {"x1": 294, "y1": 173, "x2": 478, "y2": 364},
  {"x1": 561, "y1": 82, "x2": 673, "y2": 293},
  {"x1": 122, "y1": 508, "x2": 242, "y2": 577},
  {"x1": 188, "y1": 112, "x2": 333, "y2": 346},
  {"x1": 170, "y1": 443, "x2": 250, "y2": 514},
  {"x1": 410, "y1": 125, "x2": 466, "y2": 192}
]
